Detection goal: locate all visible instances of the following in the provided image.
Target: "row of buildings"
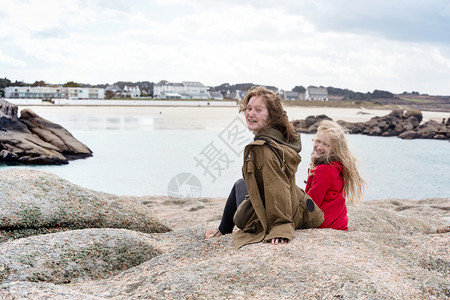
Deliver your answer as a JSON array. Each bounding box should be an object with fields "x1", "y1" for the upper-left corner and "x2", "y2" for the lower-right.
[
  {"x1": 4, "y1": 86, "x2": 105, "y2": 100},
  {"x1": 280, "y1": 87, "x2": 328, "y2": 101},
  {"x1": 3, "y1": 81, "x2": 328, "y2": 101},
  {"x1": 153, "y1": 80, "x2": 328, "y2": 101}
]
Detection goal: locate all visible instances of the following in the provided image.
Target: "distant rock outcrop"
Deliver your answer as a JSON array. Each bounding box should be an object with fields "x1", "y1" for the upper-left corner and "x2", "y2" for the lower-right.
[
  {"x1": 292, "y1": 109, "x2": 450, "y2": 140},
  {"x1": 0, "y1": 100, "x2": 92, "y2": 164}
]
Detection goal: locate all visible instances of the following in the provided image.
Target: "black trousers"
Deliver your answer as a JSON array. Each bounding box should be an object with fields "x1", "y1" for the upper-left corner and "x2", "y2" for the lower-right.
[{"x1": 218, "y1": 178, "x2": 248, "y2": 234}]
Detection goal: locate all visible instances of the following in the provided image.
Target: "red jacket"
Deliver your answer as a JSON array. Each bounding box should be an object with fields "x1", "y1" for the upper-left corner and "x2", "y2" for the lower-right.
[{"x1": 305, "y1": 161, "x2": 348, "y2": 230}]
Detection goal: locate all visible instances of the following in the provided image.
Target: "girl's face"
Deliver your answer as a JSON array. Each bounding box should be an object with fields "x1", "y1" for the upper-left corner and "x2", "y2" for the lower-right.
[
  {"x1": 312, "y1": 130, "x2": 331, "y2": 158},
  {"x1": 245, "y1": 96, "x2": 269, "y2": 134}
]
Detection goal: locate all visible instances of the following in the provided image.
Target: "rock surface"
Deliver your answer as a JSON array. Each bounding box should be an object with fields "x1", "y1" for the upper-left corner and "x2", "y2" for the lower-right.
[
  {"x1": 292, "y1": 109, "x2": 450, "y2": 140},
  {"x1": 0, "y1": 100, "x2": 92, "y2": 165},
  {"x1": 0, "y1": 169, "x2": 449, "y2": 299},
  {"x1": 0, "y1": 169, "x2": 171, "y2": 242},
  {"x1": 0, "y1": 228, "x2": 160, "y2": 284}
]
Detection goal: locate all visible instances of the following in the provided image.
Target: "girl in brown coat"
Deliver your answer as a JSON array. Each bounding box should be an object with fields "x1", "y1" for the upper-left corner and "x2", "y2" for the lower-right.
[{"x1": 205, "y1": 86, "x2": 324, "y2": 248}]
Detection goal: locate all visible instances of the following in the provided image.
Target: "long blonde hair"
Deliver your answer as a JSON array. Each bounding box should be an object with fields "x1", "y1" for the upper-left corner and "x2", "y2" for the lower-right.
[
  {"x1": 239, "y1": 86, "x2": 298, "y2": 142},
  {"x1": 314, "y1": 120, "x2": 366, "y2": 203}
]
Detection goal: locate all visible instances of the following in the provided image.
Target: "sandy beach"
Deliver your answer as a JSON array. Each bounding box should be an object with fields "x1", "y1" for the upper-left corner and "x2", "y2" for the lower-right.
[{"x1": 19, "y1": 104, "x2": 450, "y2": 130}]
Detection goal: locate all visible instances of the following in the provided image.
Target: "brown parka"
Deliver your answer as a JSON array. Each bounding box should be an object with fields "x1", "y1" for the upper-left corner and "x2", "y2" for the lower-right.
[{"x1": 233, "y1": 127, "x2": 324, "y2": 248}]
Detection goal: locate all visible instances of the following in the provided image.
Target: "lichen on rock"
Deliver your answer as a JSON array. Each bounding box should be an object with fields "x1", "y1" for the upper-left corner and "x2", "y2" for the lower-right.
[{"x1": 0, "y1": 169, "x2": 171, "y2": 242}]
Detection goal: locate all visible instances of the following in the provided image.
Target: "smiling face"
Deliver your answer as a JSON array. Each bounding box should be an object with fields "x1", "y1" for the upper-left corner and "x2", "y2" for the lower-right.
[
  {"x1": 245, "y1": 96, "x2": 269, "y2": 134},
  {"x1": 312, "y1": 130, "x2": 332, "y2": 159}
]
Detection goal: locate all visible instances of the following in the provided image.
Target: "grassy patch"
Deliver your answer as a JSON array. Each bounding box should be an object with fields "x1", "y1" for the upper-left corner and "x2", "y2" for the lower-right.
[
  {"x1": 281, "y1": 100, "x2": 382, "y2": 108},
  {"x1": 400, "y1": 98, "x2": 433, "y2": 103}
]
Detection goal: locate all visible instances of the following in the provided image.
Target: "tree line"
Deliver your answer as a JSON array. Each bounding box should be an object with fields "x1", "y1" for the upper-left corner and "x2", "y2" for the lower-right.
[{"x1": 1, "y1": 77, "x2": 401, "y2": 100}]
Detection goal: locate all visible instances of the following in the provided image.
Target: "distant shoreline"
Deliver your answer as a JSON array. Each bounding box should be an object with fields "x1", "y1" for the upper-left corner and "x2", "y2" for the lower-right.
[
  {"x1": 2, "y1": 93, "x2": 448, "y2": 115},
  {"x1": 16, "y1": 102, "x2": 450, "y2": 125},
  {"x1": 5, "y1": 97, "x2": 450, "y2": 113},
  {"x1": 5, "y1": 98, "x2": 238, "y2": 107}
]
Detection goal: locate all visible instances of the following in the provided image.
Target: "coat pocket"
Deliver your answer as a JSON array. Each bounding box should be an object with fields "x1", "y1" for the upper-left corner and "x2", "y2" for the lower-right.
[{"x1": 233, "y1": 195, "x2": 255, "y2": 230}]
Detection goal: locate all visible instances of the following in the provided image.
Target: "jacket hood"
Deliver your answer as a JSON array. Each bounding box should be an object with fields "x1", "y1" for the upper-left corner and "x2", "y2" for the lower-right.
[
  {"x1": 312, "y1": 155, "x2": 343, "y2": 173},
  {"x1": 255, "y1": 127, "x2": 302, "y2": 153}
]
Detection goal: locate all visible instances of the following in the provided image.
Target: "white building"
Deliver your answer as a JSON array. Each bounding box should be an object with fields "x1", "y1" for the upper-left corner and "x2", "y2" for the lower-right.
[
  {"x1": 123, "y1": 85, "x2": 141, "y2": 98},
  {"x1": 280, "y1": 90, "x2": 300, "y2": 101},
  {"x1": 67, "y1": 88, "x2": 105, "y2": 100},
  {"x1": 5, "y1": 86, "x2": 65, "y2": 100},
  {"x1": 153, "y1": 80, "x2": 209, "y2": 99},
  {"x1": 105, "y1": 84, "x2": 122, "y2": 97},
  {"x1": 5, "y1": 86, "x2": 105, "y2": 100},
  {"x1": 232, "y1": 90, "x2": 248, "y2": 101},
  {"x1": 182, "y1": 81, "x2": 208, "y2": 99},
  {"x1": 305, "y1": 87, "x2": 328, "y2": 101},
  {"x1": 209, "y1": 91, "x2": 224, "y2": 100}
]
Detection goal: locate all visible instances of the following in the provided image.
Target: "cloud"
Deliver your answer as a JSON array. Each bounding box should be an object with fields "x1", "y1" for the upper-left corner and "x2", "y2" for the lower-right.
[
  {"x1": 307, "y1": 0, "x2": 450, "y2": 45},
  {"x1": 32, "y1": 27, "x2": 67, "y2": 39},
  {"x1": 0, "y1": 50, "x2": 27, "y2": 67},
  {"x1": 0, "y1": 0, "x2": 450, "y2": 95},
  {"x1": 232, "y1": 0, "x2": 450, "y2": 45}
]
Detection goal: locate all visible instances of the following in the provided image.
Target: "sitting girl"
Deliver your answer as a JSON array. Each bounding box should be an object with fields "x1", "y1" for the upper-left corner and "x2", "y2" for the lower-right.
[
  {"x1": 205, "y1": 86, "x2": 324, "y2": 247},
  {"x1": 305, "y1": 120, "x2": 366, "y2": 230}
]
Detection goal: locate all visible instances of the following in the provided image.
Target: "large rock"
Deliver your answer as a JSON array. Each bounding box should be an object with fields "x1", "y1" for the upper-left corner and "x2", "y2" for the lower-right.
[
  {"x1": 0, "y1": 228, "x2": 160, "y2": 284},
  {"x1": 0, "y1": 170, "x2": 447, "y2": 299},
  {"x1": 0, "y1": 199, "x2": 450, "y2": 299},
  {"x1": 292, "y1": 109, "x2": 450, "y2": 140},
  {"x1": 0, "y1": 187, "x2": 448, "y2": 299},
  {"x1": 0, "y1": 169, "x2": 171, "y2": 242},
  {"x1": 291, "y1": 114, "x2": 332, "y2": 133},
  {"x1": 0, "y1": 100, "x2": 92, "y2": 164},
  {"x1": 404, "y1": 109, "x2": 423, "y2": 123}
]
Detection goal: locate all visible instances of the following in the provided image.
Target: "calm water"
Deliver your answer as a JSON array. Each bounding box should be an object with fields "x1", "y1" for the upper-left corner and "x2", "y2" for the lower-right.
[{"x1": 1, "y1": 107, "x2": 449, "y2": 201}]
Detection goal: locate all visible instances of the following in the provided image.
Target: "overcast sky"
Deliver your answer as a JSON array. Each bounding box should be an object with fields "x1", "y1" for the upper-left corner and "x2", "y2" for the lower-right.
[{"x1": 1, "y1": 0, "x2": 449, "y2": 95}]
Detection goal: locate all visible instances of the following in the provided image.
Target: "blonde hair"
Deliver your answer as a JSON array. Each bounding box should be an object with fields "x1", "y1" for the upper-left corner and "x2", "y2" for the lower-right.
[
  {"x1": 239, "y1": 86, "x2": 298, "y2": 142},
  {"x1": 314, "y1": 120, "x2": 366, "y2": 203}
]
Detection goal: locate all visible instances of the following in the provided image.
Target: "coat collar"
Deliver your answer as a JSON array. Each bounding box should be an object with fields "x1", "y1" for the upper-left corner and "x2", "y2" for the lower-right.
[{"x1": 254, "y1": 128, "x2": 302, "y2": 153}]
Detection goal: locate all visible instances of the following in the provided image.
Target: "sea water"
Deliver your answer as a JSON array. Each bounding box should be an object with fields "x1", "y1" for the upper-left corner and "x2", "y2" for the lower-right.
[{"x1": 1, "y1": 106, "x2": 449, "y2": 201}]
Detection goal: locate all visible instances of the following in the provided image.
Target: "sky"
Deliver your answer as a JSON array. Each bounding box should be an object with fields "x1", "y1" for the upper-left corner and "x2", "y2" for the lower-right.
[{"x1": 1, "y1": 0, "x2": 450, "y2": 95}]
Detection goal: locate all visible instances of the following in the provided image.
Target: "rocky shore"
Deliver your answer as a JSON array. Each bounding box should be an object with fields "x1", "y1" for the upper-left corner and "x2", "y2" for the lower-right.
[
  {"x1": 292, "y1": 109, "x2": 450, "y2": 140},
  {"x1": 0, "y1": 100, "x2": 92, "y2": 165},
  {"x1": 0, "y1": 169, "x2": 449, "y2": 299}
]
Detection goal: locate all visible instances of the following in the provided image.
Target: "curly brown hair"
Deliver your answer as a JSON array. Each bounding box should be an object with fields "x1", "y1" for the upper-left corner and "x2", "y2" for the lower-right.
[{"x1": 239, "y1": 86, "x2": 298, "y2": 142}]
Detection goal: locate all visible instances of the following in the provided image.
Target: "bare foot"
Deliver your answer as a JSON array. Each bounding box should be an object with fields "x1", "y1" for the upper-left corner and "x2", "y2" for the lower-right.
[
  {"x1": 204, "y1": 229, "x2": 223, "y2": 239},
  {"x1": 269, "y1": 238, "x2": 288, "y2": 245}
]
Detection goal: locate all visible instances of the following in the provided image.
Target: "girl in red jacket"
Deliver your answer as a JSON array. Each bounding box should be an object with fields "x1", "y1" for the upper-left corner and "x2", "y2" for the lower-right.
[{"x1": 305, "y1": 120, "x2": 366, "y2": 230}]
